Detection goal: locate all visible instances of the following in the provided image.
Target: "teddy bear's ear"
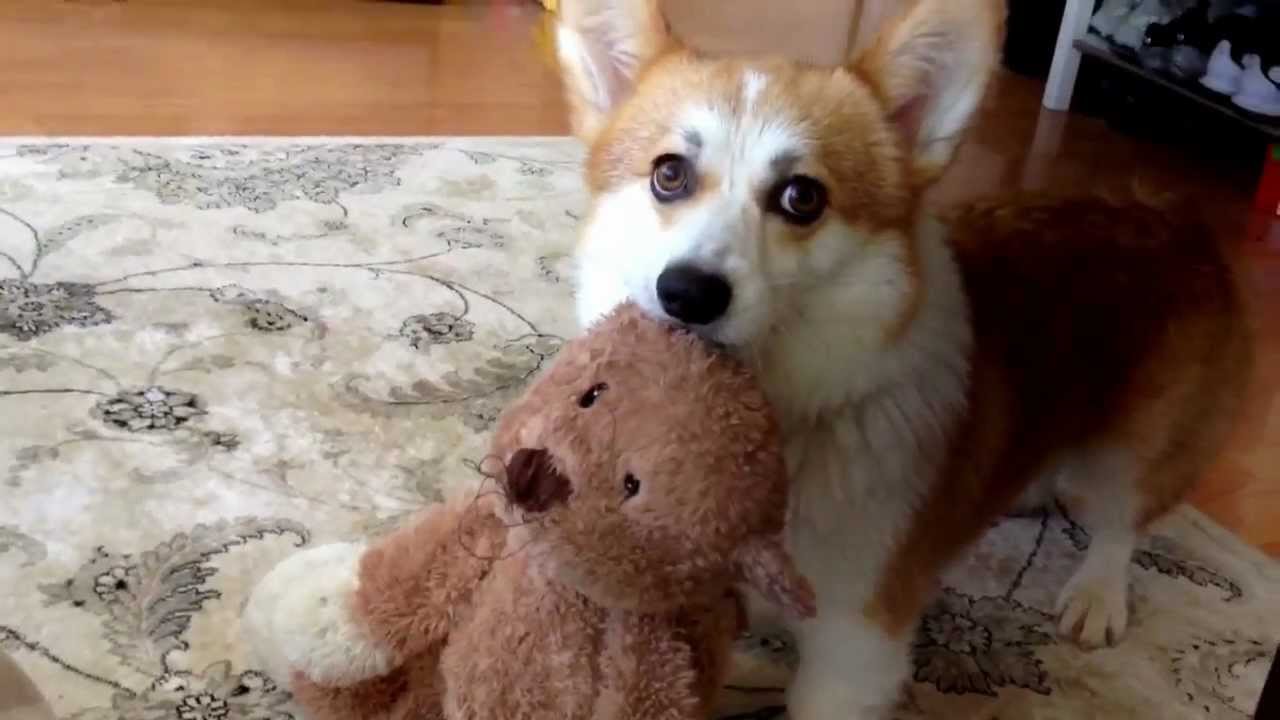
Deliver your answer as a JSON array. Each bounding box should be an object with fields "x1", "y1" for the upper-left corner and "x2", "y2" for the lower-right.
[{"x1": 734, "y1": 536, "x2": 817, "y2": 620}]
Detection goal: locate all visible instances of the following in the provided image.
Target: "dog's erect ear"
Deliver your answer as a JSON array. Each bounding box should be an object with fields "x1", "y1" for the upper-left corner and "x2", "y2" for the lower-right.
[
  {"x1": 555, "y1": 0, "x2": 676, "y2": 143},
  {"x1": 734, "y1": 536, "x2": 817, "y2": 620},
  {"x1": 853, "y1": 0, "x2": 1005, "y2": 184}
]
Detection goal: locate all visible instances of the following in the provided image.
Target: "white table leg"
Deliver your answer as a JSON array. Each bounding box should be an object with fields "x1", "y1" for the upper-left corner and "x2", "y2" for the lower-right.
[{"x1": 1043, "y1": 0, "x2": 1095, "y2": 111}]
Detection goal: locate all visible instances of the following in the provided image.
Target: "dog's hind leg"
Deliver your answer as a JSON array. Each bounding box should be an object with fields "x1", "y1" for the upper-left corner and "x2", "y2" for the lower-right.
[
  {"x1": 1053, "y1": 447, "x2": 1141, "y2": 649},
  {"x1": 1055, "y1": 308, "x2": 1249, "y2": 650}
]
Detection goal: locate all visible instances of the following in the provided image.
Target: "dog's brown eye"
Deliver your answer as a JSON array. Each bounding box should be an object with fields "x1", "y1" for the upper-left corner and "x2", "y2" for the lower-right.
[
  {"x1": 773, "y1": 176, "x2": 827, "y2": 225},
  {"x1": 578, "y1": 383, "x2": 607, "y2": 408},
  {"x1": 622, "y1": 473, "x2": 641, "y2": 500},
  {"x1": 651, "y1": 155, "x2": 693, "y2": 202}
]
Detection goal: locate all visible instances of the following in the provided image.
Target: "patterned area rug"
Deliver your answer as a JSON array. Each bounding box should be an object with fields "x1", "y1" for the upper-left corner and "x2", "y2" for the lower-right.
[{"x1": 0, "y1": 139, "x2": 1276, "y2": 720}]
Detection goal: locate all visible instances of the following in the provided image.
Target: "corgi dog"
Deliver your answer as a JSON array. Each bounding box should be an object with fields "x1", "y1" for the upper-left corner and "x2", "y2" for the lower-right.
[{"x1": 553, "y1": 0, "x2": 1253, "y2": 717}]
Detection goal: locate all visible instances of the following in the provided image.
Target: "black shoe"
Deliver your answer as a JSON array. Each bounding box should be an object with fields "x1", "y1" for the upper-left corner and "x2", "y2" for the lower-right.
[
  {"x1": 1144, "y1": 0, "x2": 1214, "y2": 77},
  {"x1": 1145, "y1": 0, "x2": 1211, "y2": 50}
]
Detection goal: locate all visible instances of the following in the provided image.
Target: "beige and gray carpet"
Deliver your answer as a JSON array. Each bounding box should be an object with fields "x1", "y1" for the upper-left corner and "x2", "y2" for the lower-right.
[{"x1": 0, "y1": 139, "x2": 1276, "y2": 720}]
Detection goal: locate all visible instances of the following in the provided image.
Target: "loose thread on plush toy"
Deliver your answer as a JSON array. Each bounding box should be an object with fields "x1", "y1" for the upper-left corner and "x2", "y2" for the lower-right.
[
  {"x1": 599, "y1": 403, "x2": 645, "y2": 513},
  {"x1": 455, "y1": 401, "x2": 675, "y2": 552},
  {"x1": 454, "y1": 456, "x2": 548, "y2": 562},
  {"x1": 603, "y1": 404, "x2": 678, "y2": 513}
]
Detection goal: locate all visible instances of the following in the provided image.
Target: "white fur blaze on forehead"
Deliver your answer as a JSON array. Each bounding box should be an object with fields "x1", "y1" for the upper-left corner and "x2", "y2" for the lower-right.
[
  {"x1": 678, "y1": 104, "x2": 809, "y2": 181},
  {"x1": 554, "y1": 0, "x2": 674, "y2": 142},
  {"x1": 741, "y1": 69, "x2": 768, "y2": 107}
]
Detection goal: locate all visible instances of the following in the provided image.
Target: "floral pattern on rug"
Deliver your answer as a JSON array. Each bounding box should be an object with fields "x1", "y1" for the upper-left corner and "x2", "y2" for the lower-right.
[
  {"x1": 912, "y1": 588, "x2": 1054, "y2": 697},
  {"x1": 0, "y1": 140, "x2": 1277, "y2": 720}
]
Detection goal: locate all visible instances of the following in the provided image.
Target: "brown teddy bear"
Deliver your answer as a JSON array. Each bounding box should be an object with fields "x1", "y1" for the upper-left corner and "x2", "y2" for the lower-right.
[{"x1": 243, "y1": 303, "x2": 814, "y2": 720}]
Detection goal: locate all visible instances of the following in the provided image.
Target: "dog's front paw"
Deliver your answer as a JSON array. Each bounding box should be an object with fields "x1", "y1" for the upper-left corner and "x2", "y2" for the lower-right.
[
  {"x1": 1055, "y1": 570, "x2": 1129, "y2": 649},
  {"x1": 243, "y1": 542, "x2": 395, "y2": 688}
]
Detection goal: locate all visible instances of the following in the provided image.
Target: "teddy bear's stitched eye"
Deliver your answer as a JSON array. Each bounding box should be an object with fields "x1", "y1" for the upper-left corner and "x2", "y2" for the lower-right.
[
  {"x1": 578, "y1": 383, "x2": 608, "y2": 409},
  {"x1": 622, "y1": 474, "x2": 641, "y2": 500}
]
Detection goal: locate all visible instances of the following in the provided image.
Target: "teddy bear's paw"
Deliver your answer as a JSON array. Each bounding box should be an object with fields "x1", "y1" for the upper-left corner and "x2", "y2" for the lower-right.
[{"x1": 244, "y1": 542, "x2": 396, "y2": 688}]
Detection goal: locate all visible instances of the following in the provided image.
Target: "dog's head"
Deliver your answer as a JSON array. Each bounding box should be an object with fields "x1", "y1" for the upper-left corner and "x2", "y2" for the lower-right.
[{"x1": 558, "y1": 0, "x2": 1003, "y2": 350}]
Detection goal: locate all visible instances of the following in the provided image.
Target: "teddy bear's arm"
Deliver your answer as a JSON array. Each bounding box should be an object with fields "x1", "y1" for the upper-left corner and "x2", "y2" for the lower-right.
[
  {"x1": 594, "y1": 609, "x2": 732, "y2": 720},
  {"x1": 679, "y1": 593, "x2": 745, "y2": 710},
  {"x1": 244, "y1": 499, "x2": 507, "y2": 693},
  {"x1": 353, "y1": 498, "x2": 506, "y2": 662}
]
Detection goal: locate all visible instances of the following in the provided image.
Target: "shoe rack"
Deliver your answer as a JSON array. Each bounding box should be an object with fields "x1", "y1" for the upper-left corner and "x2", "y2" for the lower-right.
[
  {"x1": 1043, "y1": 0, "x2": 1278, "y2": 228},
  {"x1": 1066, "y1": 36, "x2": 1279, "y2": 140}
]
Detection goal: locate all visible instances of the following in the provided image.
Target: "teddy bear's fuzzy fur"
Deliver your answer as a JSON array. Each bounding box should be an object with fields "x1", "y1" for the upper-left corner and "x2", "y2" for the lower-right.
[{"x1": 243, "y1": 303, "x2": 814, "y2": 720}]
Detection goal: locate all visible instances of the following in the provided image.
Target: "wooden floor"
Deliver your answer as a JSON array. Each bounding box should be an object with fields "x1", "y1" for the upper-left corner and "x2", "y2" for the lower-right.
[
  {"x1": 1, "y1": 1, "x2": 570, "y2": 136},
  {"x1": 1, "y1": 0, "x2": 1277, "y2": 555}
]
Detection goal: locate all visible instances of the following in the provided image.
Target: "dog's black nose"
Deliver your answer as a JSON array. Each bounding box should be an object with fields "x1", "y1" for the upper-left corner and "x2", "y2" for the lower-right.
[{"x1": 656, "y1": 264, "x2": 732, "y2": 325}]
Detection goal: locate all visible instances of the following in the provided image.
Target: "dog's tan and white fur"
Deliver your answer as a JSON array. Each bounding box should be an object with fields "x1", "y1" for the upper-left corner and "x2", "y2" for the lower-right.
[{"x1": 555, "y1": 0, "x2": 1251, "y2": 717}]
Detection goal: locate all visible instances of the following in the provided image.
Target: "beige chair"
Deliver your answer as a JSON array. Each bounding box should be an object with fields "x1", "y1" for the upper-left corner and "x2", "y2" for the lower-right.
[
  {"x1": 664, "y1": 0, "x2": 896, "y2": 65},
  {"x1": 0, "y1": 651, "x2": 55, "y2": 720},
  {"x1": 543, "y1": 0, "x2": 896, "y2": 66}
]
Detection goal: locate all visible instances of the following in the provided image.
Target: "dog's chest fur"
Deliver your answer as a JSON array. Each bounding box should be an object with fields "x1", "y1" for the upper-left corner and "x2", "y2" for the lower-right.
[{"x1": 759, "y1": 217, "x2": 972, "y2": 608}]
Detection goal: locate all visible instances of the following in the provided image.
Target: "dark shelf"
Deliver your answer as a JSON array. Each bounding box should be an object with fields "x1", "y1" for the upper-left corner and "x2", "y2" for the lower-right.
[{"x1": 1075, "y1": 35, "x2": 1280, "y2": 141}]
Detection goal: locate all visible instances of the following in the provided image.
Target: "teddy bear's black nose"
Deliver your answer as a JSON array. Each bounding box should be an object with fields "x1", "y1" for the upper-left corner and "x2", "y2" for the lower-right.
[{"x1": 505, "y1": 448, "x2": 571, "y2": 513}]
